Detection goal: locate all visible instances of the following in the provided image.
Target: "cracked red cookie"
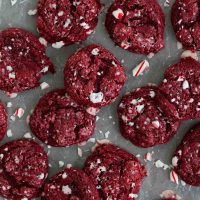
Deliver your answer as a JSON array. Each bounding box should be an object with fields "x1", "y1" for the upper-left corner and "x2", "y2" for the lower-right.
[
  {"x1": 37, "y1": 0, "x2": 101, "y2": 46},
  {"x1": 160, "y1": 57, "x2": 200, "y2": 120},
  {"x1": 172, "y1": 124, "x2": 200, "y2": 186},
  {"x1": 0, "y1": 139, "x2": 48, "y2": 200},
  {"x1": 0, "y1": 101, "x2": 7, "y2": 142},
  {"x1": 171, "y1": 0, "x2": 200, "y2": 50},
  {"x1": 41, "y1": 167, "x2": 100, "y2": 200},
  {"x1": 105, "y1": 0, "x2": 165, "y2": 55},
  {"x1": 84, "y1": 144, "x2": 146, "y2": 200},
  {"x1": 0, "y1": 28, "x2": 54, "y2": 93},
  {"x1": 30, "y1": 89, "x2": 96, "y2": 147},
  {"x1": 118, "y1": 86, "x2": 180, "y2": 148},
  {"x1": 64, "y1": 44, "x2": 126, "y2": 108}
]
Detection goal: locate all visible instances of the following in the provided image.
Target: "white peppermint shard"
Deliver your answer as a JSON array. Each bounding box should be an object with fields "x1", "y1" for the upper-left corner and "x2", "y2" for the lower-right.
[{"x1": 89, "y1": 92, "x2": 104, "y2": 103}]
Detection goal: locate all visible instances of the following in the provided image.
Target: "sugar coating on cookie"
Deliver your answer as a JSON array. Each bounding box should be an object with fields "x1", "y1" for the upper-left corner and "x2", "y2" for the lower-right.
[
  {"x1": 0, "y1": 28, "x2": 54, "y2": 93},
  {"x1": 41, "y1": 168, "x2": 100, "y2": 200},
  {"x1": 84, "y1": 144, "x2": 147, "y2": 200},
  {"x1": 171, "y1": 0, "x2": 200, "y2": 50},
  {"x1": 118, "y1": 86, "x2": 180, "y2": 148},
  {"x1": 105, "y1": 0, "x2": 165, "y2": 54},
  {"x1": 160, "y1": 57, "x2": 200, "y2": 120},
  {"x1": 0, "y1": 139, "x2": 48, "y2": 199},
  {"x1": 172, "y1": 124, "x2": 200, "y2": 186},
  {"x1": 30, "y1": 89, "x2": 96, "y2": 147},
  {"x1": 64, "y1": 44, "x2": 126, "y2": 108},
  {"x1": 37, "y1": 0, "x2": 101, "y2": 46}
]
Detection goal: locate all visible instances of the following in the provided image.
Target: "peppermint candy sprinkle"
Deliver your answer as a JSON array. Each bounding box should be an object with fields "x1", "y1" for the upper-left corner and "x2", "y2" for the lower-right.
[
  {"x1": 181, "y1": 50, "x2": 198, "y2": 61},
  {"x1": 112, "y1": 8, "x2": 124, "y2": 20},
  {"x1": 15, "y1": 108, "x2": 25, "y2": 118},
  {"x1": 170, "y1": 170, "x2": 179, "y2": 184},
  {"x1": 132, "y1": 60, "x2": 149, "y2": 77}
]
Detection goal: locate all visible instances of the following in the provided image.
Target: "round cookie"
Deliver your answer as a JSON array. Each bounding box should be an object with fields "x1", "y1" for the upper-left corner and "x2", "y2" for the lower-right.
[
  {"x1": 84, "y1": 143, "x2": 146, "y2": 200},
  {"x1": 172, "y1": 124, "x2": 200, "y2": 186},
  {"x1": 0, "y1": 139, "x2": 48, "y2": 199},
  {"x1": 41, "y1": 167, "x2": 100, "y2": 200},
  {"x1": 37, "y1": 0, "x2": 101, "y2": 46},
  {"x1": 0, "y1": 28, "x2": 54, "y2": 93},
  {"x1": 118, "y1": 86, "x2": 180, "y2": 148},
  {"x1": 105, "y1": 0, "x2": 165, "y2": 55},
  {"x1": 171, "y1": 0, "x2": 200, "y2": 50},
  {"x1": 30, "y1": 89, "x2": 96, "y2": 147},
  {"x1": 64, "y1": 44, "x2": 126, "y2": 108},
  {"x1": 0, "y1": 101, "x2": 7, "y2": 142},
  {"x1": 160, "y1": 57, "x2": 200, "y2": 120}
]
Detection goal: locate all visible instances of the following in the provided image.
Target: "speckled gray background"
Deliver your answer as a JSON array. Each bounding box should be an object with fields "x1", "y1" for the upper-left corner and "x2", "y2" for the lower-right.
[{"x1": 0, "y1": 0, "x2": 199, "y2": 199}]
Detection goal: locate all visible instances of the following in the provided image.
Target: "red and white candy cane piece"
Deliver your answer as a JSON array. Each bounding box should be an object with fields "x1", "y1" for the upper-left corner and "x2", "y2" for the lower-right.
[
  {"x1": 164, "y1": 0, "x2": 170, "y2": 7},
  {"x1": 15, "y1": 108, "x2": 25, "y2": 118},
  {"x1": 132, "y1": 60, "x2": 149, "y2": 77},
  {"x1": 86, "y1": 107, "x2": 99, "y2": 116},
  {"x1": 6, "y1": 92, "x2": 18, "y2": 98},
  {"x1": 40, "y1": 82, "x2": 50, "y2": 90},
  {"x1": 112, "y1": 8, "x2": 124, "y2": 20},
  {"x1": 170, "y1": 170, "x2": 179, "y2": 184},
  {"x1": 181, "y1": 50, "x2": 198, "y2": 61},
  {"x1": 144, "y1": 152, "x2": 153, "y2": 161}
]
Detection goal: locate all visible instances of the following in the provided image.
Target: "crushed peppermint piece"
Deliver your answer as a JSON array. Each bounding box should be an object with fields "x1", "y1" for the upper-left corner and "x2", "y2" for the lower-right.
[
  {"x1": 177, "y1": 41, "x2": 183, "y2": 49},
  {"x1": 164, "y1": 0, "x2": 170, "y2": 7},
  {"x1": 14, "y1": 108, "x2": 25, "y2": 118},
  {"x1": 6, "y1": 92, "x2": 18, "y2": 98},
  {"x1": 27, "y1": 9, "x2": 37, "y2": 16},
  {"x1": 144, "y1": 152, "x2": 153, "y2": 161},
  {"x1": 152, "y1": 120, "x2": 160, "y2": 128},
  {"x1": 160, "y1": 190, "x2": 181, "y2": 200},
  {"x1": 67, "y1": 164, "x2": 72, "y2": 168},
  {"x1": 181, "y1": 50, "x2": 198, "y2": 61},
  {"x1": 112, "y1": 8, "x2": 124, "y2": 19},
  {"x1": 59, "y1": 161, "x2": 65, "y2": 168},
  {"x1": 182, "y1": 80, "x2": 189, "y2": 90},
  {"x1": 170, "y1": 170, "x2": 179, "y2": 184},
  {"x1": 80, "y1": 22, "x2": 90, "y2": 29},
  {"x1": 39, "y1": 37, "x2": 47, "y2": 46},
  {"x1": 58, "y1": 11, "x2": 64, "y2": 16},
  {"x1": 52, "y1": 41, "x2": 65, "y2": 49},
  {"x1": 172, "y1": 156, "x2": 179, "y2": 167},
  {"x1": 181, "y1": 180, "x2": 186, "y2": 186},
  {"x1": 88, "y1": 138, "x2": 96, "y2": 143},
  {"x1": 7, "y1": 102, "x2": 12, "y2": 108},
  {"x1": 91, "y1": 48, "x2": 99, "y2": 56},
  {"x1": 62, "y1": 185, "x2": 72, "y2": 194},
  {"x1": 11, "y1": 0, "x2": 17, "y2": 6},
  {"x1": 7, "y1": 129, "x2": 13, "y2": 137},
  {"x1": 129, "y1": 193, "x2": 138, "y2": 198},
  {"x1": 64, "y1": 19, "x2": 71, "y2": 28},
  {"x1": 132, "y1": 60, "x2": 149, "y2": 77},
  {"x1": 104, "y1": 131, "x2": 110, "y2": 138},
  {"x1": 38, "y1": 173, "x2": 45, "y2": 180},
  {"x1": 78, "y1": 148, "x2": 83, "y2": 157},
  {"x1": 86, "y1": 107, "x2": 99, "y2": 115},
  {"x1": 89, "y1": 92, "x2": 104, "y2": 103},
  {"x1": 147, "y1": 52, "x2": 155, "y2": 58},
  {"x1": 62, "y1": 172, "x2": 68, "y2": 179},
  {"x1": 149, "y1": 91, "x2": 155, "y2": 98},
  {"x1": 136, "y1": 105, "x2": 144, "y2": 113},
  {"x1": 155, "y1": 160, "x2": 169, "y2": 170},
  {"x1": 40, "y1": 82, "x2": 49, "y2": 90},
  {"x1": 40, "y1": 66, "x2": 49, "y2": 73},
  {"x1": 23, "y1": 132, "x2": 32, "y2": 139}
]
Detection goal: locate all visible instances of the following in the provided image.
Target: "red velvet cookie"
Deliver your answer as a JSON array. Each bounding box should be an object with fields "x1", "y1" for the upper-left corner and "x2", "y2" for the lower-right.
[
  {"x1": 172, "y1": 0, "x2": 200, "y2": 50},
  {"x1": 105, "y1": 0, "x2": 165, "y2": 55},
  {"x1": 37, "y1": 0, "x2": 101, "y2": 46},
  {"x1": 30, "y1": 89, "x2": 96, "y2": 147},
  {"x1": 118, "y1": 86, "x2": 180, "y2": 148},
  {"x1": 0, "y1": 28, "x2": 54, "y2": 93},
  {"x1": 172, "y1": 124, "x2": 200, "y2": 186},
  {"x1": 64, "y1": 44, "x2": 126, "y2": 108},
  {"x1": 41, "y1": 168, "x2": 100, "y2": 200},
  {"x1": 0, "y1": 101, "x2": 7, "y2": 142},
  {"x1": 160, "y1": 57, "x2": 200, "y2": 120},
  {"x1": 84, "y1": 144, "x2": 146, "y2": 200},
  {"x1": 0, "y1": 139, "x2": 48, "y2": 199}
]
